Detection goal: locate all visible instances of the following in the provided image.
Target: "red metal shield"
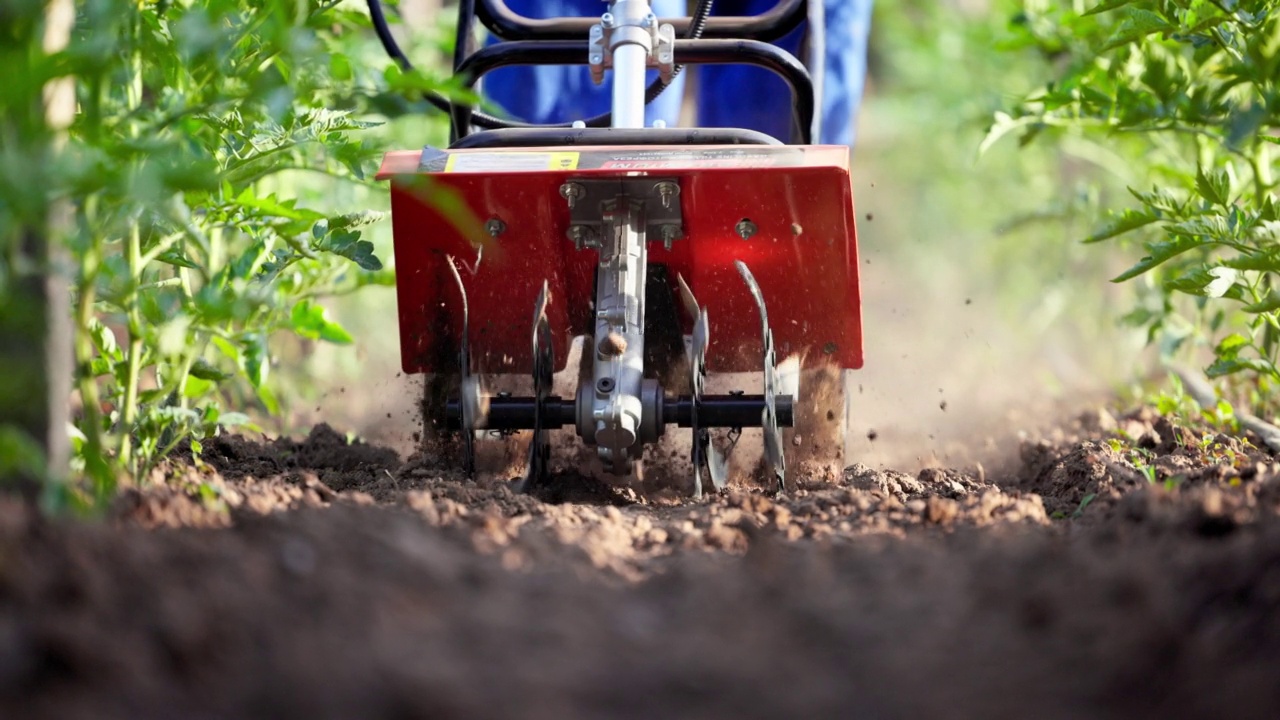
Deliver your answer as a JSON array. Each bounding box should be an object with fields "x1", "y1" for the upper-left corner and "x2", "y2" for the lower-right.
[{"x1": 377, "y1": 144, "x2": 862, "y2": 376}]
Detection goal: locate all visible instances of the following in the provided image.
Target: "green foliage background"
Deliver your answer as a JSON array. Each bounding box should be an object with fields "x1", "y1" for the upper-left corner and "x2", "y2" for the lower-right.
[{"x1": 991, "y1": 0, "x2": 1279, "y2": 416}]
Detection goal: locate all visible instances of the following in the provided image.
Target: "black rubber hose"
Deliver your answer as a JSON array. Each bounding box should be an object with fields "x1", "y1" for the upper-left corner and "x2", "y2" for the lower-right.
[{"x1": 365, "y1": 0, "x2": 713, "y2": 130}]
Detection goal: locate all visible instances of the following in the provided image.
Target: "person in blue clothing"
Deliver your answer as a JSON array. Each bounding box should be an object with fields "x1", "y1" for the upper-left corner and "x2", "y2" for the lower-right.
[{"x1": 481, "y1": 0, "x2": 874, "y2": 147}]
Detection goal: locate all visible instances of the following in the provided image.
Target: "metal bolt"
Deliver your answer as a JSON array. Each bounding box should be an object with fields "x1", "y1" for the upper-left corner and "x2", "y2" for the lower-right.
[
  {"x1": 601, "y1": 13, "x2": 614, "y2": 27},
  {"x1": 597, "y1": 377, "x2": 615, "y2": 393},
  {"x1": 572, "y1": 120, "x2": 587, "y2": 129},
  {"x1": 559, "y1": 182, "x2": 585, "y2": 209},
  {"x1": 654, "y1": 180, "x2": 679, "y2": 209},
  {"x1": 486, "y1": 218, "x2": 506, "y2": 237},
  {"x1": 659, "y1": 224, "x2": 680, "y2": 250},
  {"x1": 652, "y1": 119, "x2": 667, "y2": 129},
  {"x1": 735, "y1": 218, "x2": 758, "y2": 240},
  {"x1": 590, "y1": 54, "x2": 602, "y2": 64},
  {"x1": 567, "y1": 224, "x2": 587, "y2": 249},
  {"x1": 644, "y1": 12, "x2": 656, "y2": 27}
]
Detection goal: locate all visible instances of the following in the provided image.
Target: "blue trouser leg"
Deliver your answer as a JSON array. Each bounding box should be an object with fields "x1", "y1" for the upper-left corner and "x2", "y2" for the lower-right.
[
  {"x1": 478, "y1": 0, "x2": 872, "y2": 145},
  {"x1": 696, "y1": 0, "x2": 873, "y2": 146},
  {"x1": 819, "y1": 0, "x2": 874, "y2": 146},
  {"x1": 480, "y1": 0, "x2": 686, "y2": 126}
]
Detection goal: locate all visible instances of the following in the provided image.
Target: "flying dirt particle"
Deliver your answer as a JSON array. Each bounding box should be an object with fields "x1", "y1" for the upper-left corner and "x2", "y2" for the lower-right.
[
  {"x1": 865, "y1": 212, "x2": 874, "y2": 221},
  {"x1": 826, "y1": 410, "x2": 835, "y2": 421},
  {"x1": 858, "y1": 384, "x2": 864, "y2": 394},
  {"x1": 867, "y1": 429, "x2": 878, "y2": 441},
  {"x1": 386, "y1": 413, "x2": 392, "y2": 419},
  {"x1": 965, "y1": 298, "x2": 972, "y2": 305},
  {"x1": 792, "y1": 435, "x2": 803, "y2": 447},
  {"x1": 791, "y1": 223, "x2": 803, "y2": 235},
  {"x1": 412, "y1": 432, "x2": 421, "y2": 443},
  {"x1": 940, "y1": 401, "x2": 948, "y2": 411},
  {"x1": 340, "y1": 388, "x2": 346, "y2": 393}
]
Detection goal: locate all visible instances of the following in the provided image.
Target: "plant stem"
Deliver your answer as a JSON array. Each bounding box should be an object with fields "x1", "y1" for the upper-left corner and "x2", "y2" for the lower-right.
[
  {"x1": 74, "y1": 257, "x2": 108, "y2": 495},
  {"x1": 118, "y1": 223, "x2": 144, "y2": 474},
  {"x1": 1253, "y1": 142, "x2": 1274, "y2": 207}
]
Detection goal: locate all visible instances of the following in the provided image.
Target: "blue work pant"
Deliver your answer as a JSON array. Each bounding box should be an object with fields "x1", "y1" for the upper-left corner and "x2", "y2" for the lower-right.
[{"x1": 481, "y1": 0, "x2": 872, "y2": 146}]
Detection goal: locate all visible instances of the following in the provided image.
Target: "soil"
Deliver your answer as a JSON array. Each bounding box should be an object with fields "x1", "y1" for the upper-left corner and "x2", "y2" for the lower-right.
[{"x1": 4, "y1": 407, "x2": 1280, "y2": 719}]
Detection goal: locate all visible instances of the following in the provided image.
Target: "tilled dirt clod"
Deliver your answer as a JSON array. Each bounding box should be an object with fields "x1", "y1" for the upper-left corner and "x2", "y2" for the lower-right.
[{"x1": 4, "y1": 407, "x2": 1280, "y2": 719}]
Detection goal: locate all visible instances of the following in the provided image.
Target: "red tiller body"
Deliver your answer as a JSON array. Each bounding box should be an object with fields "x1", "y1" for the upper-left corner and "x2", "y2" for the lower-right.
[{"x1": 377, "y1": 144, "x2": 862, "y2": 376}]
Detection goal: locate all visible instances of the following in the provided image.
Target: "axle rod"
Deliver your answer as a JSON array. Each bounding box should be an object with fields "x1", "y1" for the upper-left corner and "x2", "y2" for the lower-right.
[{"x1": 445, "y1": 394, "x2": 794, "y2": 431}]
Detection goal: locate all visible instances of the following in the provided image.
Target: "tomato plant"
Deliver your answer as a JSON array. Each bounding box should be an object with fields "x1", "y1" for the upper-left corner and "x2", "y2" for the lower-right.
[
  {"x1": 2, "y1": 0, "x2": 461, "y2": 506},
  {"x1": 991, "y1": 0, "x2": 1279, "y2": 410}
]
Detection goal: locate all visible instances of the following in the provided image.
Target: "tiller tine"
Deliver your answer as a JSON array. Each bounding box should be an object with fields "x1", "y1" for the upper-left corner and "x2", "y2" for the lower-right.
[
  {"x1": 445, "y1": 255, "x2": 481, "y2": 479},
  {"x1": 736, "y1": 261, "x2": 786, "y2": 493},
  {"x1": 691, "y1": 299, "x2": 732, "y2": 497},
  {"x1": 517, "y1": 280, "x2": 555, "y2": 493}
]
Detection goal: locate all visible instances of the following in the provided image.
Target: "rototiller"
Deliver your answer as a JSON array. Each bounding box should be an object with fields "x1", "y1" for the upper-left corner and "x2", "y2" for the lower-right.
[{"x1": 370, "y1": 0, "x2": 861, "y2": 495}]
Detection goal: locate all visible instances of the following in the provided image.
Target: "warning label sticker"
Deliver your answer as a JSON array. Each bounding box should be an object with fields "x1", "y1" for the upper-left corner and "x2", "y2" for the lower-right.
[
  {"x1": 443, "y1": 152, "x2": 580, "y2": 173},
  {"x1": 596, "y1": 150, "x2": 794, "y2": 170},
  {"x1": 423, "y1": 146, "x2": 818, "y2": 174}
]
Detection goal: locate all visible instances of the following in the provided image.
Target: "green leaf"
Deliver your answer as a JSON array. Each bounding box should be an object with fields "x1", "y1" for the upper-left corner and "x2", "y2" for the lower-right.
[
  {"x1": 242, "y1": 334, "x2": 269, "y2": 388},
  {"x1": 330, "y1": 53, "x2": 352, "y2": 81},
  {"x1": 318, "y1": 229, "x2": 383, "y2": 271},
  {"x1": 183, "y1": 375, "x2": 215, "y2": 399},
  {"x1": 1083, "y1": 0, "x2": 1134, "y2": 17},
  {"x1": 1243, "y1": 291, "x2": 1280, "y2": 313},
  {"x1": 979, "y1": 111, "x2": 1039, "y2": 156},
  {"x1": 0, "y1": 426, "x2": 47, "y2": 481},
  {"x1": 1195, "y1": 166, "x2": 1230, "y2": 207},
  {"x1": 1102, "y1": 9, "x2": 1176, "y2": 50},
  {"x1": 88, "y1": 319, "x2": 123, "y2": 362},
  {"x1": 1225, "y1": 103, "x2": 1267, "y2": 150},
  {"x1": 1112, "y1": 236, "x2": 1201, "y2": 282},
  {"x1": 1084, "y1": 208, "x2": 1160, "y2": 243},
  {"x1": 155, "y1": 250, "x2": 201, "y2": 269},
  {"x1": 256, "y1": 384, "x2": 281, "y2": 416},
  {"x1": 1206, "y1": 357, "x2": 1274, "y2": 379},
  {"x1": 189, "y1": 358, "x2": 231, "y2": 381},
  {"x1": 1215, "y1": 333, "x2": 1249, "y2": 358},
  {"x1": 290, "y1": 301, "x2": 355, "y2": 344},
  {"x1": 1164, "y1": 265, "x2": 1244, "y2": 300}
]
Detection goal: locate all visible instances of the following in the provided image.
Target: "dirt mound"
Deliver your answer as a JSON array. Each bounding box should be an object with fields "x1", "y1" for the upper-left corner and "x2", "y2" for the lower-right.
[{"x1": 3, "y1": 406, "x2": 1280, "y2": 718}]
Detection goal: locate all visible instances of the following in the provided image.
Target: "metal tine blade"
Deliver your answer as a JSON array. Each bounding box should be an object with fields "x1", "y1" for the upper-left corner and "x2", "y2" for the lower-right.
[
  {"x1": 675, "y1": 272, "x2": 701, "y2": 323},
  {"x1": 736, "y1": 260, "x2": 786, "y2": 492},
  {"x1": 762, "y1": 407, "x2": 785, "y2": 492},
  {"x1": 735, "y1": 260, "x2": 770, "y2": 339},
  {"x1": 692, "y1": 434, "x2": 704, "y2": 499},
  {"x1": 520, "y1": 280, "x2": 554, "y2": 493},
  {"x1": 532, "y1": 280, "x2": 551, "y2": 335},
  {"x1": 707, "y1": 438, "x2": 729, "y2": 490},
  {"x1": 690, "y1": 308, "x2": 709, "y2": 374},
  {"x1": 444, "y1": 256, "x2": 477, "y2": 479},
  {"x1": 689, "y1": 308, "x2": 709, "y2": 498}
]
